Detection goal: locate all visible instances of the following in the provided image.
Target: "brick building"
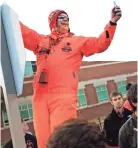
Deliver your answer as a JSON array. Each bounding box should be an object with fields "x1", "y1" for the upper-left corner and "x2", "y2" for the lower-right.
[{"x1": 1, "y1": 61, "x2": 137, "y2": 145}]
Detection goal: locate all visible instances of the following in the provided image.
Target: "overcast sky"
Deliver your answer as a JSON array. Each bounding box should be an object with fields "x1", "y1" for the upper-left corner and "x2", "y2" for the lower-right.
[{"x1": 1, "y1": 0, "x2": 138, "y2": 61}]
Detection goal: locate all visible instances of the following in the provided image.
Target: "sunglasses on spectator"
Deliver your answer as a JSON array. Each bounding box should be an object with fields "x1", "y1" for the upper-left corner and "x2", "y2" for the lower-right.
[{"x1": 58, "y1": 16, "x2": 69, "y2": 21}]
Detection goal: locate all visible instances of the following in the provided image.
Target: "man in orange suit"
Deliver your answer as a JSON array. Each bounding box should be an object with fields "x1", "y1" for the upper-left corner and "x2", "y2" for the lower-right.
[{"x1": 20, "y1": 6, "x2": 122, "y2": 148}]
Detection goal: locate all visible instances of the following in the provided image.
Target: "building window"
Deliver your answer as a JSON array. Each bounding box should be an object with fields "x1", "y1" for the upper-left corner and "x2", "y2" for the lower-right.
[
  {"x1": 31, "y1": 61, "x2": 37, "y2": 74},
  {"x1": 78, "y1": 89, "x2": 87, "y2": 107},
  {"x1": 19, "y1": 104, "x2": 33, "y2": 121},
  {"x1": 117, "y1": 81, "x2": 127, "y2": 95},
  {"x1": 2, "y1": 104, "x2": 33, "y2": 127},
  {"x1": 2, "y1": 112, "x2": 9, "y2": 126},
  {"x1": 24, "y1": 61, "x2": 34, "y2": 77},
  {"x1": 96, "y1": 85, "x2": 109, "y2": 102}
]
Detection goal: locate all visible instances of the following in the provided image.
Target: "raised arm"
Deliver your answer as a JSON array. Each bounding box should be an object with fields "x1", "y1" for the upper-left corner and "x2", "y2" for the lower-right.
[
  {"x1": 79, "y1": 6, "x2": 122, "y2": 56},
  {"x1": 20, "y1": 22, "x2": 42, "y2": 52},
  {"x1": 79, "y1": 21, "x2": 116, "y2": 56}
]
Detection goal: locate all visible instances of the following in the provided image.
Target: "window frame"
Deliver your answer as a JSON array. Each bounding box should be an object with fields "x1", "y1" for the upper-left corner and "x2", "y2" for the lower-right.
[
  {"x1": 77, "y1": 89, "x2": 87, "y2": 108},
  {"x1": 2, "y1": 103, "x2": 33, "y2": 127},
  {"x1": 95, "y1": 85, "x2": 109, "y2": 102},
  {"x1": 116, "y1": 81, "x2": 127, "y2": 95}
]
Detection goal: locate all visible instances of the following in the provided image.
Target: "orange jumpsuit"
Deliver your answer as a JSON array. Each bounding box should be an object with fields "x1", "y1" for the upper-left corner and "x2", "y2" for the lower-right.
[{"x1": 20, "y1": 10, "x2": 116, "y2": 148}]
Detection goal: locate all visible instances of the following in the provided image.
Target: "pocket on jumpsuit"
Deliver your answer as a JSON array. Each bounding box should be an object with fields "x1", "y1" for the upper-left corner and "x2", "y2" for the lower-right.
[{"x1": 32, "y1": 69, "x2": 49, "y2": 95}]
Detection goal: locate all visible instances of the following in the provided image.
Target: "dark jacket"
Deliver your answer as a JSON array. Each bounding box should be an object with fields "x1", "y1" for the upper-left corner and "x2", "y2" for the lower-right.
[
  {"x1": 119, "y1": 114, "x2": 137, "y2": 148},
  {"x1": 3, "y1": 133, "x2": 38, "y2": 148},
  {"x1": 103, "y1": 108, "x2": 132, "y2": 146}
]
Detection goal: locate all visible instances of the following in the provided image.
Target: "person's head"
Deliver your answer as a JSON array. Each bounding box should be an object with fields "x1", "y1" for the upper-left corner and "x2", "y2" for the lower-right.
[
  {"x1": 110, "y1": 91, "x2": 124, "y2": 109},
  {"x1": 48, "y1": 10, "x2": 70, "y2": 34},
  {"x1": 21, "y1": 119, "x2": 29, "y2": 134},
  {"x1": 47, "y1": 118, "x2": 109, "y2": 148},
  {"x1": 127, "y1": 83, "x2": 137, "y2": 112},
  {"x1": 126, "y1": 82, "x2": 135, "y2": 91}
]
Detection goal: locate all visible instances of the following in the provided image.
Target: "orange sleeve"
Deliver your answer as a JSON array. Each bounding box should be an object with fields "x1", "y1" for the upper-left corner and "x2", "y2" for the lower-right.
[
  {"x1": 79, "y1": 22, "x2": 117, "y2": 56},
  {"x1": 20, "y1": 22, "x2": 41, "y2": 52}
]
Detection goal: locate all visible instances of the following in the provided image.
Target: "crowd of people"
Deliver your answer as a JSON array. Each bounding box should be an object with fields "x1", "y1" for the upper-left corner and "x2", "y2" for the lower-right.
[
  {"x1": 46, "y1": 82, "x2": 137, "y2": 148},
  {"x1": 3, "y1": 82, "x2": 137, "y2": 148}
]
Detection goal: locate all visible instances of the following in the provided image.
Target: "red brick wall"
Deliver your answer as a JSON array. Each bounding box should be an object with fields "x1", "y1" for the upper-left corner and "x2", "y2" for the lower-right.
[
  {"x1": 78, "y1": 102, "x2": 113, "y2": 120},
  {"x1": 127, "y1": 76, "x2": 137, "y2": 82},
  {"x1": 85, "y1": 84, "x2": 98, "y2": 105},
  {"x1": 79, "y1": 62, "x2": 137, "y2": 82},
  {"x1": 107, "y1": 80, "x2": 117, "y2": 95}
]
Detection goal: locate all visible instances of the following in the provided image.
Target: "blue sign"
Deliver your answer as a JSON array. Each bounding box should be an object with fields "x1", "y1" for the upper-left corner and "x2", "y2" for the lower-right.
[{"x1": 1, "y1": 2, "x2": 26, "y2": 96}]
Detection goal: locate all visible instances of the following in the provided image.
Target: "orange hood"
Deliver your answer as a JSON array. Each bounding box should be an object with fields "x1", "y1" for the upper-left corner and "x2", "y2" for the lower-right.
[{"x1": 48, "y1": 9, "x2": 68, "y2": 32}]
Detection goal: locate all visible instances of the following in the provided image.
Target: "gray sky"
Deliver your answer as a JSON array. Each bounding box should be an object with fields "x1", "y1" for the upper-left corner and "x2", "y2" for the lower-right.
[{"x1": 1, "y1": 0, "x2": 138, "y2": 61}]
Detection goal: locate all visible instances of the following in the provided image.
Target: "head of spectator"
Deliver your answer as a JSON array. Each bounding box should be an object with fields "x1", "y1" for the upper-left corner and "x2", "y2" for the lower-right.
[
  {"x1": 127, "y1": 83, "x2": 137, "y2": 113},
  {"x1": 110, "y1": 91, "x2": 124, "y2": 111},
  {"x1": 47, "y1": 118, "x2": 109, "y2": 148}
]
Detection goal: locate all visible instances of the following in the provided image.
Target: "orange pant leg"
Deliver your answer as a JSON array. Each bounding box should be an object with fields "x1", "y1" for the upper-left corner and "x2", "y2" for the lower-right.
[
  {"x1": 48, "y1": 97, "x2": 77, "y2": 133},
  {"x1": 32, "y1": 94, "x2": 51, "y2": 148}
]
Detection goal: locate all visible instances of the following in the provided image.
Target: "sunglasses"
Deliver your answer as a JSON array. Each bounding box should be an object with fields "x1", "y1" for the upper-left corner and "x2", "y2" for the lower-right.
[{"x1": 57, "y1": 16, "x2": 69, "y2": 21}]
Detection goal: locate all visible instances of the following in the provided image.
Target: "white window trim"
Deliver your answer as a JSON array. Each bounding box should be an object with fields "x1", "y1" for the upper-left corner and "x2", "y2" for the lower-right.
[
  {"x1": 78, "y1": 72, "x2": 137, "y2": 89},
  {"x1": 118, "y1": 85, "x2": 126, "y2": 88},
  {"x1": 114, "y1": 78, "x2": 127, "y2": 83},
  {"x1": 123, "y1": 94, "x2": 127, "y2": 98},
  {"x1": 80, "y1": 61, "x2": 131, "y2": 69},
  {"x1": 93, "y1": 81, "x2": 107, "y2": 87},
  {"x1": 96, "y1": 86, "x2": 108, "y2": 92}
]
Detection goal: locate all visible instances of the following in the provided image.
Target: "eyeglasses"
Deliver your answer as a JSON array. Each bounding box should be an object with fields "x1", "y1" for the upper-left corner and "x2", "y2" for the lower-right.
[{"x1": 57, "y1": 16, "x2": 69, "y2": 21}]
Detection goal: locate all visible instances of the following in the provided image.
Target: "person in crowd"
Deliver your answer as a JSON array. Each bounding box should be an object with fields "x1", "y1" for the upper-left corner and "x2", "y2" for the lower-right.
[
  {"x1": 124, "y1": 82, "x2": 136, "y2": 111},
  {"x1": 47, "y1": 118, "x2": 110, "y2": 148},
  {"x1": 119, "y1": 84, "x2": 137, "y2": 148},
  {"x1": 103, "y1": 91, "x2": 132, "y2": 148}
]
